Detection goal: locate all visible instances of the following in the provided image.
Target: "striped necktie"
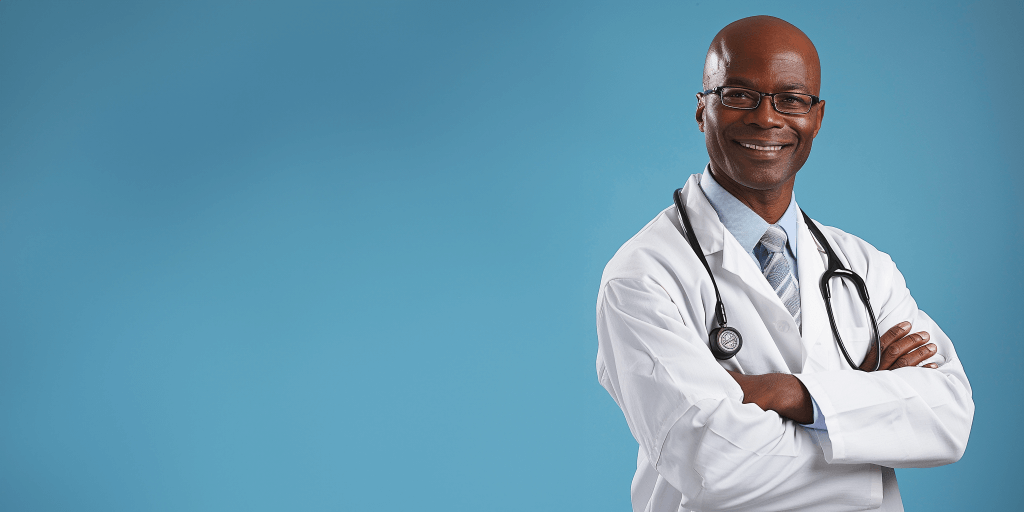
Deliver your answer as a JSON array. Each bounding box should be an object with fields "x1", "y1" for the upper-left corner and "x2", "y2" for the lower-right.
[{"x1": 754, "y1": 224, "x2": 801, "y2": 327}]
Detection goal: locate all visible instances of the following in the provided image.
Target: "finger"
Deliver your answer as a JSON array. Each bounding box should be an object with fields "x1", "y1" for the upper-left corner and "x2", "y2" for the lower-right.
[
  {"x1": 860, "y1": 322, "x2": 909, "y2": 370},
  {"x1": 923, "y1": 363, "x2": 939, "y2": 369},
  {"x1": 880, "y1": 322, "x2": 912, "y2": 351},
  {"x1": 879, "y1": 331, "x2": 930, "y2": 370},
  {"x1": 879, "y1": 331, "x2": 929, "y2": 370},
  {"x1": 890, "y1": 342, "x2": 937, "y2": 370},
  {"x1": 859, "y1": 322, "x2": 913, "y2": 372}
]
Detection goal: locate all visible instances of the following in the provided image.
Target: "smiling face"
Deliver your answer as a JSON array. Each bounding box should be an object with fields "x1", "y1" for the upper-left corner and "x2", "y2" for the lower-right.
[{"x1": 697, "y1": 17, "x2": 825, "y2": 198}]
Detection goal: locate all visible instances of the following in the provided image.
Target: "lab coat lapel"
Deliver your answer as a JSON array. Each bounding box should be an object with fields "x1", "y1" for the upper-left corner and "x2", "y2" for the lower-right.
[
  {"x1": 798, "y1": 213, "x2": 837, "y2": 372},
  {"x1": 718, "y1": 235, "x2": 789, "y2": 318},
  {"x1": 721, "y1": 233, "x2": 805, "y2": 372},
  {"x1": 683, "y1": 176, "x2": 794, "y2": 314},
  {"x1": 679, "y1": 176, "x2": 725, "y2": 256},
  {"x1": 683, "y1": 175, "x2": 804, "y2": 373}
]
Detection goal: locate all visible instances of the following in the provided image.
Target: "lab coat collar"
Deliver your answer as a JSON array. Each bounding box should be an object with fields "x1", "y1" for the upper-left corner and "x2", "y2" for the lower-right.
[
  {"x1": 678, "y1": 173, "x2": 726, "y2": 256},
  {"x1": 699, "y1": 165, "x2": 771, "y2": 256}
]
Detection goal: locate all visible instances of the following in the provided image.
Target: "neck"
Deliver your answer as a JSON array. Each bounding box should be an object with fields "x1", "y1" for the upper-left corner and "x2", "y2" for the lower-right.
[{"x1": 709, "y1": 167, "x2": 794, "y2": 224}]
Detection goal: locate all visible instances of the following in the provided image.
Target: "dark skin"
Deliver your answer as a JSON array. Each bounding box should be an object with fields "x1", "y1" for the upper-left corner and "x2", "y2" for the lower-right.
[
  {"x1": 698, "y1": 17, "x2": 938, "y2": 424},
  {"x1": 729, "y1": 323, "x2": 939, "y2": 423}
]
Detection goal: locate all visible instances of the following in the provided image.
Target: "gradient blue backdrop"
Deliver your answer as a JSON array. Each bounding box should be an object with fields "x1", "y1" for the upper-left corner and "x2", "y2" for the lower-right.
[{"x1": 1, "y1": 1, "x2": 1020, "y2": 510}]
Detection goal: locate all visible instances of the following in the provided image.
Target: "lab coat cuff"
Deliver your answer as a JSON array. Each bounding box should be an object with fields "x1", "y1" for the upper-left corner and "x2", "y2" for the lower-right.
[{"x1": 799, "y1": 397, "x2": 828, "y2": 431}]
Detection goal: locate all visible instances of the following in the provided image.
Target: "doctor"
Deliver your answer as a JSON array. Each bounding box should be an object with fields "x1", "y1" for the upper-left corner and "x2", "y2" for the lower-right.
[{"x1": 596, "y1": 16, "x2": 973, "y2": 512}]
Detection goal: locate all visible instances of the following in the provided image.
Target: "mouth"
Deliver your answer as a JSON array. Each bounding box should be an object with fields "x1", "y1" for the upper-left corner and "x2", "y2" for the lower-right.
[
  {"x1": 737, "y1": 141, "x2": 790, "y2": 150},
  {"x1": 733, "y1": 138, "x2": 794, "y2": 157}
]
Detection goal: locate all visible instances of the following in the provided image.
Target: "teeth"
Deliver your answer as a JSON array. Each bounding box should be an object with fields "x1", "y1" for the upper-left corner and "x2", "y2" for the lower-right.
[{"x1": 740, "y1": 142, "x2": 783, "y2": 151}]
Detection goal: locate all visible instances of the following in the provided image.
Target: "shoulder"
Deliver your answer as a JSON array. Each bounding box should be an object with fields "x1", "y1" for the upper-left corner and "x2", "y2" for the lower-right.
[
  {"x1": 598, "y1": 204, "x2": 706, "y2": 305},
  {"x1": 601, "y1": 206, "x2": 681, "y2": 281}
]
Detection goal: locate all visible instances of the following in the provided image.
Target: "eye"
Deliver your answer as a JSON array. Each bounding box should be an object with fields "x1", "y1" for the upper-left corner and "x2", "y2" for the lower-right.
[
  {"x1": 724, "y1": 89, "x2": 755, "y2": 100},
  {"x1": 776, "y1": 94, "x2": 811, "y2": 107}
]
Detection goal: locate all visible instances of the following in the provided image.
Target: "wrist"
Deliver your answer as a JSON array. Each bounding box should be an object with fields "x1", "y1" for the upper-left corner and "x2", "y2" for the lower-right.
[
  {"x1": 772, "y1": 374, "x2": 813, "y2": 424},
  {"x1": 731, "y1": 372, "x2": 813, "y2": 424}
]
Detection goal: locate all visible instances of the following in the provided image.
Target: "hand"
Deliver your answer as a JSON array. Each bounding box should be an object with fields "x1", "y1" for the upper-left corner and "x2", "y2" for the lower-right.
[
  {"x1": 859, "y1": 321, "x2": 939, "y2": 372},
  {"x1": 727, "y1": 371, "x2": 814, "y2": 424}
]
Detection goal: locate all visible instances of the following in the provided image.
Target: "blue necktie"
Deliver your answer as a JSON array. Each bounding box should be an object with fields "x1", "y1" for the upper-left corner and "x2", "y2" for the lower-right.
[{"x1": 755, "y1": 224, "x2": 801, "y2": 327}]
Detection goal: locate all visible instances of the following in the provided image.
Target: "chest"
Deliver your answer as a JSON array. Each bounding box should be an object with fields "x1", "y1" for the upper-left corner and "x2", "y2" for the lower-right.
[{"x1": 678, "y1": 243, "x2": 877, "y2": 376}]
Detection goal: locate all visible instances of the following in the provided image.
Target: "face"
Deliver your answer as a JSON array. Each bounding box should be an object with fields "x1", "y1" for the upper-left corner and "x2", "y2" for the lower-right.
[{"x1": 696, "y1": 39, "x2": 825, "y2": 192}]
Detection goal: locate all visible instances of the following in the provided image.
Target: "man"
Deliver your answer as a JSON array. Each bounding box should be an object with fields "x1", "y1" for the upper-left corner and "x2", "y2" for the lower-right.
[{"x1": 595, "y1": 16, "x2": 973, "y2": 512}]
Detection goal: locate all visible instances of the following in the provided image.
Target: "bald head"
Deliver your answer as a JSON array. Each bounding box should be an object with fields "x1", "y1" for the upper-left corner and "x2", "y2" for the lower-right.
[
  {"x1": 695, "y1": 16, "x2": 826, "y2": 221},
  {"x1": 703, "y1": 16, "x2": 821, "y2": 94}
]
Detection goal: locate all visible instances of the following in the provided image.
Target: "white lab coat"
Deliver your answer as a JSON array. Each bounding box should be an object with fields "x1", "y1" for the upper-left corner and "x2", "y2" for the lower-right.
[{"x1": 596, "y1": 174, "x2": 973, "y2": 512}]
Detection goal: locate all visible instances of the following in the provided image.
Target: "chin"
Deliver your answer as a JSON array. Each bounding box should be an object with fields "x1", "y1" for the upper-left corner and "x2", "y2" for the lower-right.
[{"x1": 725, "y1": 161, "x2": 798, "y2": 191}]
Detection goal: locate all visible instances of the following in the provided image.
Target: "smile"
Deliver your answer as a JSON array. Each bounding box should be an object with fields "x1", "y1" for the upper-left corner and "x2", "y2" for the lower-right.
[{"x1": 738, "y1": 142, "x2": 784, "y2": 151}]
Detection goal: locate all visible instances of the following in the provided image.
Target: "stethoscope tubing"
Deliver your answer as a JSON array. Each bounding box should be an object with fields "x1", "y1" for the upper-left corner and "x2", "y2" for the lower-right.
[
  {"x1": 674, "y1": 187, "x2": 882, "y2": 371},
  {"x1": 801, "y1": 211, "x2": 882, "y2": 372},
  {"x1": 673, "y1": 188, "x2": 729, "y2": 328}
]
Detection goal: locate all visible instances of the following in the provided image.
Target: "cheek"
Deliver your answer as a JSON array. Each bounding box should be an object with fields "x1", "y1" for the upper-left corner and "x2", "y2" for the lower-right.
[
  {"x1": 703, "y1": 114, "x2": 731, "y2": 144},
  {"x1": 704, "y1": 127, "x2": 730, "y2": 153},
  {"x1": 793, "y1": 120, "x2": 818, "y2": 140}
]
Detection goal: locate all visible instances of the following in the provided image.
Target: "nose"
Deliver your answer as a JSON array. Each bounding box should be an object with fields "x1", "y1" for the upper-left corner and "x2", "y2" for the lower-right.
[{"x1": 743, "y1": 93, "x2": 784, "y2": 130}]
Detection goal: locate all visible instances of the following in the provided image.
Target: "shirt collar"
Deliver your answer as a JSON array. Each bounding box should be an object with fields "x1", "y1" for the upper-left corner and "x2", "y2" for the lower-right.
[{"x1": 699, "y1": 164, "x2": 799, "y2": 258}]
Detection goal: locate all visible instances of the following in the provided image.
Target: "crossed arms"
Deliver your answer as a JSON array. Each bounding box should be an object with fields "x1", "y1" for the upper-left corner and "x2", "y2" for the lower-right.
[
  {"x1": 731, "y1": 321, "x2": 940, "y2": 425},
  {"x1": 595, "y1": 253, "x2": 973, "y2": 511}
]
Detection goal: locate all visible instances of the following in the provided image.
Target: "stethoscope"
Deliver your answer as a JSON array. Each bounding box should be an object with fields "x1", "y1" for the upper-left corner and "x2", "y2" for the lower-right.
[{"x1": 673, "y1": 187, "x2": 882, "y2": 371}]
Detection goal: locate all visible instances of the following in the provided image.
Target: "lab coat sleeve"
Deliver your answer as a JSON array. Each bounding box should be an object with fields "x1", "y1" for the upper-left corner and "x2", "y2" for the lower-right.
[
  {"x1": 794, "y1": 250, "x2": 974, "y2": 468},
  {"x1": 597, "y1": 277, "x2": 883, "y2": 512}
]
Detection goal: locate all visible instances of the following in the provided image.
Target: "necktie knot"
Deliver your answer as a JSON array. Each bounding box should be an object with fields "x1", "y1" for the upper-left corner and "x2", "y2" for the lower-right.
[{"x1": 759, "y1": 224, "x2": 788, "y2": 254}]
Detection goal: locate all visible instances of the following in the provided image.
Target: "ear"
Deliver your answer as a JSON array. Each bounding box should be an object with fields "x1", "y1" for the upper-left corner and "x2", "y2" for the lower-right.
[
  {"x1": 811, "y1": 100, "x2": 825, "y2": 138},
  {"x1": 695, "y1": 94, "x2": 706, "y2": 132}
]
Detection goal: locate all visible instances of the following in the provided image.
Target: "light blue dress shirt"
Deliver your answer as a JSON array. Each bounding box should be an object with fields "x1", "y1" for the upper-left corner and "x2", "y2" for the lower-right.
[{"x1": 698, "y1": 166, "x2": 828, "y2": 431}]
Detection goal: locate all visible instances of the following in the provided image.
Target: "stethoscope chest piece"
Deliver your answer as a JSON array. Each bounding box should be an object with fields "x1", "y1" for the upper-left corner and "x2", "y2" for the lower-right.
[{"x1": 709, "y1": 326, "x2": 742, "y2": 360}]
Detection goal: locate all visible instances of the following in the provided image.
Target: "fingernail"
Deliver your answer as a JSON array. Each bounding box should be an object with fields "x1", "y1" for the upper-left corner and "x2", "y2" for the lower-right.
[
  {"x1": 927, "y1": 343, "x2": 936, "y2": 352},
  {"x1": 899, "y1": 321, "x2": 910, "y2": 331},
  {"x1": 920, "y1": 332, "x2": 930, "y2": 341}
]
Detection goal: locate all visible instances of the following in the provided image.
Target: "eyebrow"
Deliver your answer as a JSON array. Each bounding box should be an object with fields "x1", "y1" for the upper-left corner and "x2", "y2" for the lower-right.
[
  {"x1": 722, "y1": 78, "x2": 811, "y2": 92},
  {"x1": 777, "y1": 82, "x2": 809, "y2": 92}
]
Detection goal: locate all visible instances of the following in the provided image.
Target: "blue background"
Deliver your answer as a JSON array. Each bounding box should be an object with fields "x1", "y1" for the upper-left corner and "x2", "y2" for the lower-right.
[{"x1": 1, "y1": 1, "x2": 1020, "y2": 510}]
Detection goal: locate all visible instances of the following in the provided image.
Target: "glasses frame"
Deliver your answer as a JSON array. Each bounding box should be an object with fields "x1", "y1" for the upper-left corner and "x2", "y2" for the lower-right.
[{"x1": 700, "y1": 86, "x2": 821, "y2": 115}]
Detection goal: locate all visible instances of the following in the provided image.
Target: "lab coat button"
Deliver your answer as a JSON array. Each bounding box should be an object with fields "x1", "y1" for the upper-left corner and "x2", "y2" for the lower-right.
[{"x1": 777, "y1": 322, "x2": 791, "y2": 333}]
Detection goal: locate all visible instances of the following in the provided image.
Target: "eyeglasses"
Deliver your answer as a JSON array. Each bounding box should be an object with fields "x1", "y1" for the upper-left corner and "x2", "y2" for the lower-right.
[{"x1": 700, "y1": 86, "x2": 821, "y2": 115}]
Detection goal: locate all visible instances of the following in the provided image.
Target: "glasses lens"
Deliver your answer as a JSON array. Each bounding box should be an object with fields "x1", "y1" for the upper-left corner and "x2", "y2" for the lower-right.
[
  {"x1": 719, "y1": 87, "x2": 759, "y2": 109},
  {"x1": 773, "y1": 93, "x2": 813, "y2": 114}
]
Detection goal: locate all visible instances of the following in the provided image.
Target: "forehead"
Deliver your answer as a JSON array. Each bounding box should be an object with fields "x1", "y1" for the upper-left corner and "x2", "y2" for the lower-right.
[{"x1": 706, "y1": 39, "x2": 820, "y2": 93}]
